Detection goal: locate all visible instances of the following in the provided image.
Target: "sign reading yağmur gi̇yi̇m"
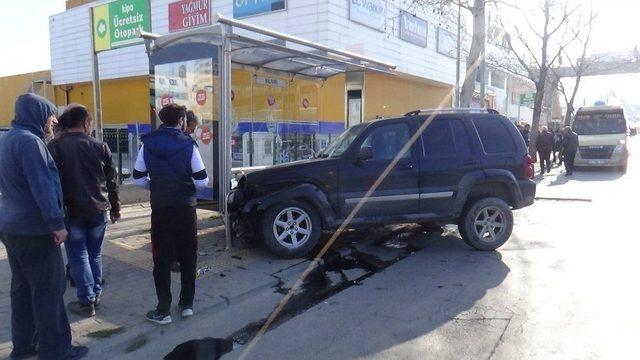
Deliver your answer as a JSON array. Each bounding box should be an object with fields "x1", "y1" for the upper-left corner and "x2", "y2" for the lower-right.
[{"x1": 93, "y1": 0, "x2": 151, "y2": 52}]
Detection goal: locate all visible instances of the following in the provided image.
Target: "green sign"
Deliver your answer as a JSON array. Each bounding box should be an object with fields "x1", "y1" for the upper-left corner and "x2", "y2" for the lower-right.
[
  {"x1": 519, "y1": 93, "x2": 536, "y2": 107},
  {"x1": 93, "y1": 0, "x2": 151, "y2": 52}
]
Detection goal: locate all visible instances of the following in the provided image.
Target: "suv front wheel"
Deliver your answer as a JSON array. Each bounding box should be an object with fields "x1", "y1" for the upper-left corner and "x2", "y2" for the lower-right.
[
  {"x1": 459, "y1": 197, "x2": 514, "y2": 251},
  {"x1": 262, "y1": 200, "x2": 321, "y2": 258}
]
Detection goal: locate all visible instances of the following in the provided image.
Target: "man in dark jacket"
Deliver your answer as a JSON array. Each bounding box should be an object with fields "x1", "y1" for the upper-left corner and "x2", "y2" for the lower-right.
[
  {"x1": 0, "y1": 94, "x2": 88, "y2": 359},
  {"x1": 536, "y1": 126, "x2": 555, "y2": 175},
  {"x1": 48, "y1": 105, "x2": 121, "y2": 318},
  {"x1": 133, "y1": 104, "x2": 209, "y2": 325},
  {"x1": 522, "y1": 124, "x2": 531, "y2": 147},
  {"x1": 562, "y1": 126, "x2": 580, "y2": 176}
]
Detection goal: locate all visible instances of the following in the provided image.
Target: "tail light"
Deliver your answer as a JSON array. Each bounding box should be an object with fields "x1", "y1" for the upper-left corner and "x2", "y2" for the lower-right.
[{"x1": 524, "y1": 154, "x2": 534, "y2": 179}]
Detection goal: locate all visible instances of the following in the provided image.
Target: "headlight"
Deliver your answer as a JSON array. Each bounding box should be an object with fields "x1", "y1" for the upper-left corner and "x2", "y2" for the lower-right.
[{"x1": 614, "y1": 144, "x2": 626, "y2": 153}]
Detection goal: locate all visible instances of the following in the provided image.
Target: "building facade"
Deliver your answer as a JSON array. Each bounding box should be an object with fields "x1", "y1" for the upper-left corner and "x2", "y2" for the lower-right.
[{"x1": 47, "y1": 0, "x2": 458, "y2": 167}]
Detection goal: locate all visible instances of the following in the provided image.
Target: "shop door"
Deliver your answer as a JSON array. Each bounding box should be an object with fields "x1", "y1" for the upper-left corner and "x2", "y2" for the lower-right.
[{"x1": 347, "y1": 90, "x2": 362, "y2": 128}]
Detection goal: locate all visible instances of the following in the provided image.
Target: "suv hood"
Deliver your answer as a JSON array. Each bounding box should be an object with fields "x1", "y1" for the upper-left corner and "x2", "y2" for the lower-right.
[{"x1": 244, "y1": 157, "x2": 337, "y2": 185}]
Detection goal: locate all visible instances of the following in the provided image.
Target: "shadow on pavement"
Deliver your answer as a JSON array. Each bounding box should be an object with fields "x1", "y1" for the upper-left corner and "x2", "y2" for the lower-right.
[
  {"x1": 346, "y1": 233, "x2": 511, "y2": 359},
  {"x1": 570, "y1": 167, "x2": 624, "y2": 182},
  {"x1": 231, "y1": 228, "x2": 511, "y2": 359}
]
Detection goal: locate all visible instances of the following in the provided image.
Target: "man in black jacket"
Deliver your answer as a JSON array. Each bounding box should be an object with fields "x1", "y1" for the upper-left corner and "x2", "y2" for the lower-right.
[
  {"x1": 536, "y1": 126, "x2": 555, "y2": 175},
  {"x1": 48, "y1": 104, "x2": 120, "y2": 318},
  {"x1": 133, "y1": 104, "x2": 209, "y2": 324},
  {"x1": 562, "y1": 126, "x2": 580, "y2": 176}
]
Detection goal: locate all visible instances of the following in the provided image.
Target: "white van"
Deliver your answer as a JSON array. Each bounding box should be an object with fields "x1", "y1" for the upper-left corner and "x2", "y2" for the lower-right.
[{"x1": 572, "y1": 105, "x2": 629, "y2": 172}]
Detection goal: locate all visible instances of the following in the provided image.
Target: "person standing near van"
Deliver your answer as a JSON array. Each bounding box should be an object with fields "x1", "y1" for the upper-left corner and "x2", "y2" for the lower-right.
[
  {"x1": 536, "y1": 126, "x2": 555, "y2": 175},
  {"x1": 48, "y1": 105, "x2": 121, "y2": 318},
  {"x1": 133, "y1": 104, "x2": 209, "y2": 324},
  {"x1": 563, "y1": 126, "x2": 579, "y2": 176},
  {"x1": 0, "y1": 94, "x2": 88, "y2": 360}
]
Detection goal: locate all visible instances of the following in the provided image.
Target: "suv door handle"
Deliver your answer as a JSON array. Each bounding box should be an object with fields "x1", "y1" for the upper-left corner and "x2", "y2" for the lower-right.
[
  {"x1": 463, "y1": 159, "x2": 478, "y2": 166},
  {"x1": 396, "y1": 163, "x2": 414, "y2": 170}
]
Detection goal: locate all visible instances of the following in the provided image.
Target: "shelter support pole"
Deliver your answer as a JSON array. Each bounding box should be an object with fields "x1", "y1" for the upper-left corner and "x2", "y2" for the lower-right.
[{"x1": 219, "y1": 24, "x2": 233, "y2": 249}]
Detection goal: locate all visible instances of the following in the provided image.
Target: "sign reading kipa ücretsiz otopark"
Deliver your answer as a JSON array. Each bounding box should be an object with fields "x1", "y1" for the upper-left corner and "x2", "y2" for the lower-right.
[{"x1": 93, "y1": 0, "x2": 151, "y2": 52}]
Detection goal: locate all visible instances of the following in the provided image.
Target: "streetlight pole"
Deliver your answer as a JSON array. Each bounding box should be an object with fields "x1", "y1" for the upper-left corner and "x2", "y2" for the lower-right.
[{"x1": 455, "y1": 3, "x2": 461, "y2": 107}]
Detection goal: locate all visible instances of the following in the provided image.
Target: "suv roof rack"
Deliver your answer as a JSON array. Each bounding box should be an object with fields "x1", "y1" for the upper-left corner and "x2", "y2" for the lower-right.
[{"x1": 404, "y1": 108, "x2": 499, "y2": 117}]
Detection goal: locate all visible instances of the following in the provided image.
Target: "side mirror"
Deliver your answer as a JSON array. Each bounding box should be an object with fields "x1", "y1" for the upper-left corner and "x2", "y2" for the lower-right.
[
  {"x1": 355, "y1": 146, "x2": 374, "y2": 162},
  {"x1": 630, "y1": 128, "x2": 637, "y2": 136}
]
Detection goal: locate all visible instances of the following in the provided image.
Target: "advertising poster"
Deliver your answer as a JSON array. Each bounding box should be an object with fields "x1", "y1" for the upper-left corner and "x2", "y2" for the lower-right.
[
  {"x1": 437, "y1": 27, "x2": 457, "y2": 58},
  {"x1": 154, "y1": 58, "x2": 217, "y2": 185},
  {"x1": 349, "y1": 0, "x2": 386, "y2": 31},
  {"x1": 92, "y1": 0, "x2": 151, "y2": 52},
  {"x1": 234, "y1": 0, "x2": 286, "y2": 18},
  {"x1": 399, "y1": 11, "x2": 428, "y2": 47},
  {"x1": 168, "y1": 0, "x2": 211, "y2": 32}
]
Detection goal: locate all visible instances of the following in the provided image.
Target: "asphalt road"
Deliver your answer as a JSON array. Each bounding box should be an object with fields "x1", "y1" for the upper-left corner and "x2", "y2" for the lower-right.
[{"x1": 230, "y1": 137, "x2": 640, "y2": 360}]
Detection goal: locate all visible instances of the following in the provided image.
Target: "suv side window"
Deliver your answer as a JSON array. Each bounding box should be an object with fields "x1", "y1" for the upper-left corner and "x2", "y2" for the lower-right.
[
  {"x1": 422, "y1": 120, "x2": 456, "y2": 157},
  {"x1": 360, "y1": 123, "x2": 412, "y2": 160},
  {"x1": 472, "y1": 118, "x2": 516, "y2": 153}
]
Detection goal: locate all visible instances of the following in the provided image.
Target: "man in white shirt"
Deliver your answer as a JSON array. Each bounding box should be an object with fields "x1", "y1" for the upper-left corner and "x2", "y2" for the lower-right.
[{"x1": 133, "y1": 104, "x2": 209, "y2": 325}]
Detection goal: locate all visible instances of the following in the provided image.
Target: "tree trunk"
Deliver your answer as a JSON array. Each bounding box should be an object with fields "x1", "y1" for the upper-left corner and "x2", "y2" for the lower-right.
[
  {"x1": 529, "y1": 77, "x2": 546, "y2": 161},
  {"x1": 564, "y1": 103, "x2": 573, "y2": 126},
  {"x1": 564, "y1": 74, "x2": 582, "y2": 126},
  {"x1": 460, "y1": 0, "x2": 485, "y2": 108}
]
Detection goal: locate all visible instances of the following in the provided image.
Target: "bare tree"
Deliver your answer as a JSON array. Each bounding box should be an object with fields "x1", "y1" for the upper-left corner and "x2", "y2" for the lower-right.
[
  {"x1": 497, "y1": 0, "x2": 590, "y2": 156},
  {"x1": 556, "y1": 9, "x2": 596, "y2": 126},
  {"x1": 412, "y1": 0, "x2": 510, "y2": 107}
]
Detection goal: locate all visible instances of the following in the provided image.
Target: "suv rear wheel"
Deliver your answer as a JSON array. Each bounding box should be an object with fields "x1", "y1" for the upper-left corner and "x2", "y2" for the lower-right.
[
  {"x1": 459, "y1": 197, "x2": 513, "y2": 251},
  {"x1": 262, "y1": 200, "x2": 321, "y2": 258}
]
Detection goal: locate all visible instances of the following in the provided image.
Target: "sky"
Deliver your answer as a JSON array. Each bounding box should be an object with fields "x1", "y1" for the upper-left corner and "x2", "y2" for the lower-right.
[
  {"x1": 0, "y1": 0, "x2": 638, "y2": 108},
  {"x1": 566, "y1": 0, "x2": 640, "y2": 108},
  {"x1": 0, "y1": 0, "x2": 65, "y2": 77}
]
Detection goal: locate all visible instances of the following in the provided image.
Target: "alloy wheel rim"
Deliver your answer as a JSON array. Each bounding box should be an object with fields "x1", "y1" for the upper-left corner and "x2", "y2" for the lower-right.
[
  {"x1": 473, "y1": 206, "x2": 506, "y2": 243},
  {"x1": 273, "y1": 207, "x2": 312, "y2": 249}
]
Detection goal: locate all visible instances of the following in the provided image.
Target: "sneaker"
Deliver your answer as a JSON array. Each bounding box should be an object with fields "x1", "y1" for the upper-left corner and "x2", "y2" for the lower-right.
[
  {"x1": 63, "y1": 345, "x2": 89, "y2": 360},
  {"x1": 94, "y1": 292, "x2": 102, "y2": 309},
  {"x1": 146, "y1": 310, "x2": 172, "y2": 325},
  {"x1": 180, "y1": 307, "x2": 193, "y2": 317},
  {"x1": 68, "y1": 301, "x2": 95, "y2": 318}
]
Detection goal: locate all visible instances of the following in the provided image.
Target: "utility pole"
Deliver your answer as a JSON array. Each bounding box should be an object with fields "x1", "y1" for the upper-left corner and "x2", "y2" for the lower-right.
[
  {"x1": 479, "y1": 45, "x2": 486, "y2": 107},
  {"x1": 455, "y1": 2, "x2": 461, "y2": 107}
]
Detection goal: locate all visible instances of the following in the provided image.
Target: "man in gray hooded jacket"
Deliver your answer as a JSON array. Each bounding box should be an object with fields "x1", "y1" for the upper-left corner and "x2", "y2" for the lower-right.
[{"x1": 0, "y1": 94, "x2": 87, "y2": 360}]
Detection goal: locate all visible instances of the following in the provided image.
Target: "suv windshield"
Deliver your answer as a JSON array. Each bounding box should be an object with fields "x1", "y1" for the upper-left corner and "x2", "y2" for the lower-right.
[
  {"x1": 319, "y1": 124, "x2": 366, "y2": 158},
  {"x1": 573, "y1": 112, "x2": 626, "y2": 135}
]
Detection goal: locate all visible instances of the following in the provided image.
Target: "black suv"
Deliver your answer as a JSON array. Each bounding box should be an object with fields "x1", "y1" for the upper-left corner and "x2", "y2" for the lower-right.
[{"x1": 228, "y1": 109, "x2": 536, "y2": 258}]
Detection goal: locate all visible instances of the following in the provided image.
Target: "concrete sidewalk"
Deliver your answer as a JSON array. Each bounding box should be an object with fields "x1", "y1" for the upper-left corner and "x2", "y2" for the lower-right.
[{"x1": 0, "y1": 203, "x2": 306, "y2": 359}]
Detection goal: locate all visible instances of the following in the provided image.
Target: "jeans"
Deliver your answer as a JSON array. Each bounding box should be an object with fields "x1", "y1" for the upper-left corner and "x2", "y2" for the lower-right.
[
  {"x1": 151, "y1": 206, "x2": 198, "y2": 314},
  {"x1": 65, "y1": 212, "x2": 107, "y2": 304},
  {"x1": 1, "y1": 233, "x2": 72, "y2": 359}
]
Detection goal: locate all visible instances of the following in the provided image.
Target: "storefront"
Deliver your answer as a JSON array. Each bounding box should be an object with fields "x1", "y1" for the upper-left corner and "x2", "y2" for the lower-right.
[{"x1": 49, "y1": 0, "x2": 457, "y2": 131}]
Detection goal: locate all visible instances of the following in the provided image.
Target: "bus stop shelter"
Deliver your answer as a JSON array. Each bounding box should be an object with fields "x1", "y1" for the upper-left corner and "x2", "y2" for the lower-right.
[{"x1": 140, "y1": 13, "x2": 396, "y2": 248}]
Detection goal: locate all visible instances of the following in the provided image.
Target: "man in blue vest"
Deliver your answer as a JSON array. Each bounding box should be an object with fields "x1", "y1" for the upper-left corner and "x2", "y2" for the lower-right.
[{"x1": 133, "y1": 104, "x2": 209, "y2": 324}]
